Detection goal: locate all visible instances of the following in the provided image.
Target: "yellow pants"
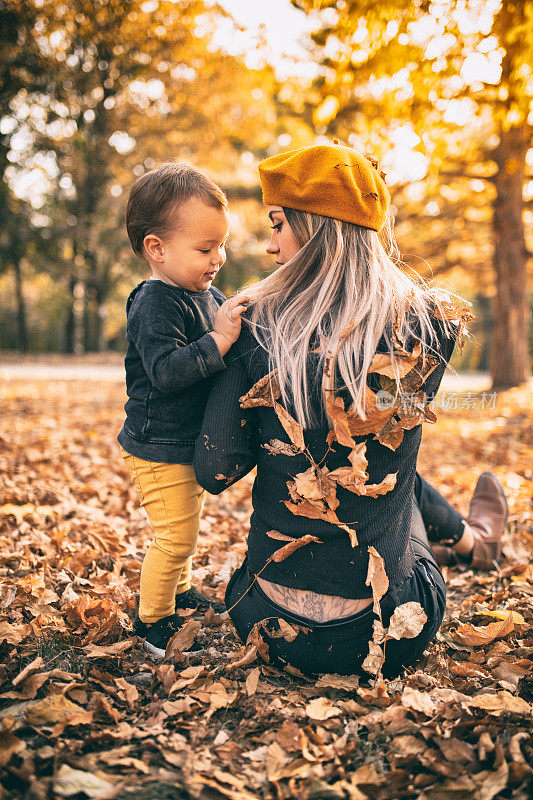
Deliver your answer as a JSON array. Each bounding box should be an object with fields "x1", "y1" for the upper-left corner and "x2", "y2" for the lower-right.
[{"x1": 120, "y1": 447, "x2": 205, "y2": 623}]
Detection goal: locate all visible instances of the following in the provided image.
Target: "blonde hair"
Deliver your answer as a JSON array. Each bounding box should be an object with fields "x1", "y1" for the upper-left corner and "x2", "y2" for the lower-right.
[{"x1": 245, "y1": 207, "x2": 458, "y2": 427}]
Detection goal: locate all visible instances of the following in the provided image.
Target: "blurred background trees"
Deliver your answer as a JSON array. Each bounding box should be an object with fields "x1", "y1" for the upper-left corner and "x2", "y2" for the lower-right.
[
  {"x1": 0, "y1": 0, "x2": 531, "y2": 389},
  {"x1": 292, "y1": 0, "x2": 533, "y2": 388}
]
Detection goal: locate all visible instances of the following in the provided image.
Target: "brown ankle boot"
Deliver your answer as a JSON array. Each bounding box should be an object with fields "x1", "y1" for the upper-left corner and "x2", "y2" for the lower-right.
[
  {"x1": 430, "y1": 543, "x2": 462, "y2": 568},
  {"x1": 466, "y1": 472, "x2": 508, "y2": 569}
]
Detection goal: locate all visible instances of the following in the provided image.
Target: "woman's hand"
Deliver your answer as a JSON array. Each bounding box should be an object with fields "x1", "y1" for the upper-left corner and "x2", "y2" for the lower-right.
[{"x1": 211, "y1": 295, "x2": 250, "y2": 356}]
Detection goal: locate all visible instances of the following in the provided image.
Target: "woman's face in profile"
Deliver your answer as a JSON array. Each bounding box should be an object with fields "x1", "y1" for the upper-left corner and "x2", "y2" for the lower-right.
[{"x1": 266, "y1": 206, "x2": 301, "y2": 265}]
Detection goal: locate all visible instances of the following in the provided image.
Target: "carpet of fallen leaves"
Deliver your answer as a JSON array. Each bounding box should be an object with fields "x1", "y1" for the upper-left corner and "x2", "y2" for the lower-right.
[{"x1": 0, "y1": 375, "x2": 532, "y2": 800}]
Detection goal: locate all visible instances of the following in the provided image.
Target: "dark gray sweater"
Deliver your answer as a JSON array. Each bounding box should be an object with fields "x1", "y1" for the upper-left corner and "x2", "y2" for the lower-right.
[
  {"x1": 118, "y1": 279, "x2": 225, "y2": 464},
  {"x1": 194, "y1": 318, "x2": 456, "y2": 598}
]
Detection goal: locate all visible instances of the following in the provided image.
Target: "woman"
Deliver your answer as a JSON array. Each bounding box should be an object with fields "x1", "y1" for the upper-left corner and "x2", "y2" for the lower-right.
[{"x1": 194, "y1": 142, "x2": 507, "y2": 678}]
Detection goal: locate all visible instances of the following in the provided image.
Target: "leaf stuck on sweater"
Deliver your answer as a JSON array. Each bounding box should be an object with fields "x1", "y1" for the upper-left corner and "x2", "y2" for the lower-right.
[
  {"x1": 239, "y1": 371, "x2": 281, "y2": 408},
  {"x1": 263, "y1": 439, "x2": 301, "y2": 457},
  {"x1": 284, "y1": 496, "x2": 357, "y2": 543},
  {"x1": 387, "y1": 602, "x2": 428, "y2": 640},
  {"x1": 366, "y1": 546, "x2": 389, "y2": 615},
  {"x1": 270, "y1": 534, "x2": 322, "y2": 563},
  {"x1": 326, "y1": 393, "x2": 356, "y2": 450},
  {"x1": 273, "y1": 402, "x2": 305, "y2": 451},
  {"x1": 293, "y1": 465, "x2": 339, "y2": 511},
  {"x1": 367, "y1": 343, "x2": 422, "y2": 379},
  {"x1": 265, "y1": 530, "x2": 293, "y2": 542},
  {"x1": 362, "y1": 641, "x2": 384, "y2": 676},
  {"x1": 258, "y1": 618, "x2": 309, "y2": 643}
]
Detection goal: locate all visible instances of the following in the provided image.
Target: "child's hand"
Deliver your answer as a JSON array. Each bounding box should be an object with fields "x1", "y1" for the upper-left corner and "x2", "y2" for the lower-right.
[{"x1": 211, "y1": 296, "x2": 250, "y2": 356}]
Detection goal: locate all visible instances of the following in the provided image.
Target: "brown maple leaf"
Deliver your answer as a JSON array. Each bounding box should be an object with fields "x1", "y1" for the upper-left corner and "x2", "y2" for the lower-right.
[
  {"x1": 293, "y1": 465, "x2": 339, "y2": 511},
  {"x1": 328, "y1": 442, "x2": 369, "y2": 494},
  {"x1": 284, "y1": 484, "x2": 358, "y2": 544}
]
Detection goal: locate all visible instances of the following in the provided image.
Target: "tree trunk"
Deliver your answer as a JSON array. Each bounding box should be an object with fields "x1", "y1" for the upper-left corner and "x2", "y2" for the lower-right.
[
  {"x1": 12, "y1": 256, "x2": 28, "y2": 352},
  {"x1": 64, "y1": 276, "x2": 76, "y2": 353},
  {"x1": 474, "y1": 294, "x2": 492, "y2": 372},
  {"x1": 490, "y1": 124, "x2": 531, "y2": 390}
]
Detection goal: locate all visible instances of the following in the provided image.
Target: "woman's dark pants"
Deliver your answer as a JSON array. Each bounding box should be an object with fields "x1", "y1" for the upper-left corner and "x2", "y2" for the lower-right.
[{"x1": 225, "y1": 473, "x2": 464, "y2": 678}]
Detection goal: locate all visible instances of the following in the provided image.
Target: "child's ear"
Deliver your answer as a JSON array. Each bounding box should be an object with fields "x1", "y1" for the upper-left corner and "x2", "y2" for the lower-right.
[{"x1": 143, "y1": 234, "x2": 164, "y2": 261}]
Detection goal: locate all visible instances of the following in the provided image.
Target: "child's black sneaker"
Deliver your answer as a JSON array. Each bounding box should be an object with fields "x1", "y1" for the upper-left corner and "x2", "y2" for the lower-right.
[
  {"x1": 175, "y1": 586, "x2": 228, "y2": 618},
  {"x1": 133, "y1": 613, "x2": 203, "y2": 660}
]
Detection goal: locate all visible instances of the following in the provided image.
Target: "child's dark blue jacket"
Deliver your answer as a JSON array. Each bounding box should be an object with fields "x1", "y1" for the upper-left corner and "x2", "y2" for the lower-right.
[{"x1": 117, "y1": 279, "x2": 226, "y2": 464}]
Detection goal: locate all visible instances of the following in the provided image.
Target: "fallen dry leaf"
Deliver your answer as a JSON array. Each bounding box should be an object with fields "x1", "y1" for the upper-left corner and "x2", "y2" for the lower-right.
[
  {"x1": 476, "y1": 609, "x2": 525, "y2": 625},
  {"x1": 12, "y1": 656, "x2": 44, "y2": 687},
  {"x1": 293, "y1": 465, "x2": 339, "y2": 510},
  {"x1": 165, "y1": 619, "x2": 201, "y2": 660},
  {"x1": 314, "y1": 673, "x2": 360, "y2": 692},
  {"x1": 284, "y1": 493, "x2": 358, "y2": 542},
  {"x1": 452, "y1": 613, "x2": 514, "y2": 647},
  {"x1": 277, "y1": 618, "x2": 301, "y2": 643},
  {"x1": 326, "y1": 393, "x2": 356, "y2": 450},
  {"x1": 0, "y1": 732, "x2": 26, "y2": 766},
  {"x1": 53, "y1": 763, "x2": 115, "y2": 798},
  {"x1": 467, "y1": 691, "x2": 532, "y2": 717},
  {"x1": 25, "y1": 694, "x2": 84, "y2": 727},
  {"x1": 401, "y1": 686, "x2": 437, "y2": 717},
  {"x1": 368, "y1": 343, "x2": 422, "y2": 379},
  {"x1": 1, "y1": 369, "x2": 531, "y2": 800},
  {"x1": 51, "y1": 710, "x2": 95, "y2": 737},
  {"x1": 83, "y1": 639, "x2": 134, "y2": 658},
  {"x1": 245, "y1": 667, "x2": 260, "y2": 696},
  {"x1": 305, "y1": 697, "x2": 342, "y2": 721},
  {"x1": 115, "y1": 677, "x2": 138, "y2": 709}
]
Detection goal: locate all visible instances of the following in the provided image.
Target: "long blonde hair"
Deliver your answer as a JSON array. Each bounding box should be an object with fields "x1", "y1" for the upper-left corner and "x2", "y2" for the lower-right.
[{"x1": 244, "y1": 207, "x2": 459, "y2": 427}]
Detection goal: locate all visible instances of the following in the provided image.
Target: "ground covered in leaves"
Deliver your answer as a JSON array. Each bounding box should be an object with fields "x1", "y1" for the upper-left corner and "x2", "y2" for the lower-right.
[{"x1": 0, "y1": 375, "x2": 532, "y2": 800}]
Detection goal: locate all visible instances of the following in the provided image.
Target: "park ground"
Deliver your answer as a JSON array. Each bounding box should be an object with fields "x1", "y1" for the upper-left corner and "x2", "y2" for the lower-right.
[{"x1": 0, "y1": 365, "x2": 531, "y2": 800}]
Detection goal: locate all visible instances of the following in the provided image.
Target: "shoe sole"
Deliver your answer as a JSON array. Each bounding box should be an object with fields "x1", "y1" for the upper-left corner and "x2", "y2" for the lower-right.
[
  {"x1": 143, "y1": 640, "x2": 205, "y2": 660},
  {"x1": 181, "y1": 609, "x2": 230, "y2": 621},
  {"x1": 176, "y1": 606, "x2": 229, "y2": 621},
  {"x1": 477, "y1": 471, "x2": 509, "y2": 521}
]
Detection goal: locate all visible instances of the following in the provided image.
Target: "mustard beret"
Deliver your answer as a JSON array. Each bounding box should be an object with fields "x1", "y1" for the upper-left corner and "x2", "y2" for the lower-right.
[{"x1": 258, "y1": 143, "x2": 390, "y2": 232}]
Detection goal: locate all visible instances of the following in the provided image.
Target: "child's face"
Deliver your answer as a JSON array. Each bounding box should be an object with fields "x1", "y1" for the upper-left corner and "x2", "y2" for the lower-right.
[{"x1": 145, "y1": 197, "x2": 230, "y2": 292}]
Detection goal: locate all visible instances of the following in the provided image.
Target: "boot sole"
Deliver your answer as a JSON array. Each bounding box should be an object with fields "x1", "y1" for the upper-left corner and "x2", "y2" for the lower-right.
[
  {"x1": 177, "y1": 608, "x2": 230, "y2": 621},
  {"x1": 143, "y1": 640, "x2": 205, "y2": 660},
  {"x1": 477, "y1": 471, "x2": 509, "y2": 521}
]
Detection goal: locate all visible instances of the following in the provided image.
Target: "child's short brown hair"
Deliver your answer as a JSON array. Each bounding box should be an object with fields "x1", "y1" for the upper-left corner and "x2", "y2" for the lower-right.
[{"x1": 126, "y1": 162, "x2": 228, "y2": 257}]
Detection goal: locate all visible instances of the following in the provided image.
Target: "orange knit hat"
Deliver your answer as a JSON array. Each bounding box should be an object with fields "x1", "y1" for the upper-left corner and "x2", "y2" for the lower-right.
[{"x1": 258, "y1": 143, "x2": 390, "y2": 232}]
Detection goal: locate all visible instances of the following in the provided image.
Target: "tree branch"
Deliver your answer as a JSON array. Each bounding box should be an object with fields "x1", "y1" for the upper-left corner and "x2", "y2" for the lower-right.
[
  {"x1": 439, "y1": 170, "x2": 495, "y2": 182},
  {"x1": 222, "y1": 185, "x2": 262, "y2": 201}
]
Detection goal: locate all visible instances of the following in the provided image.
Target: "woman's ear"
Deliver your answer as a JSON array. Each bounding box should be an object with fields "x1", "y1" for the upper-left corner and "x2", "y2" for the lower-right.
[{"x1": 143, "y1": 234, "x2": 164, "y2": 261}]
